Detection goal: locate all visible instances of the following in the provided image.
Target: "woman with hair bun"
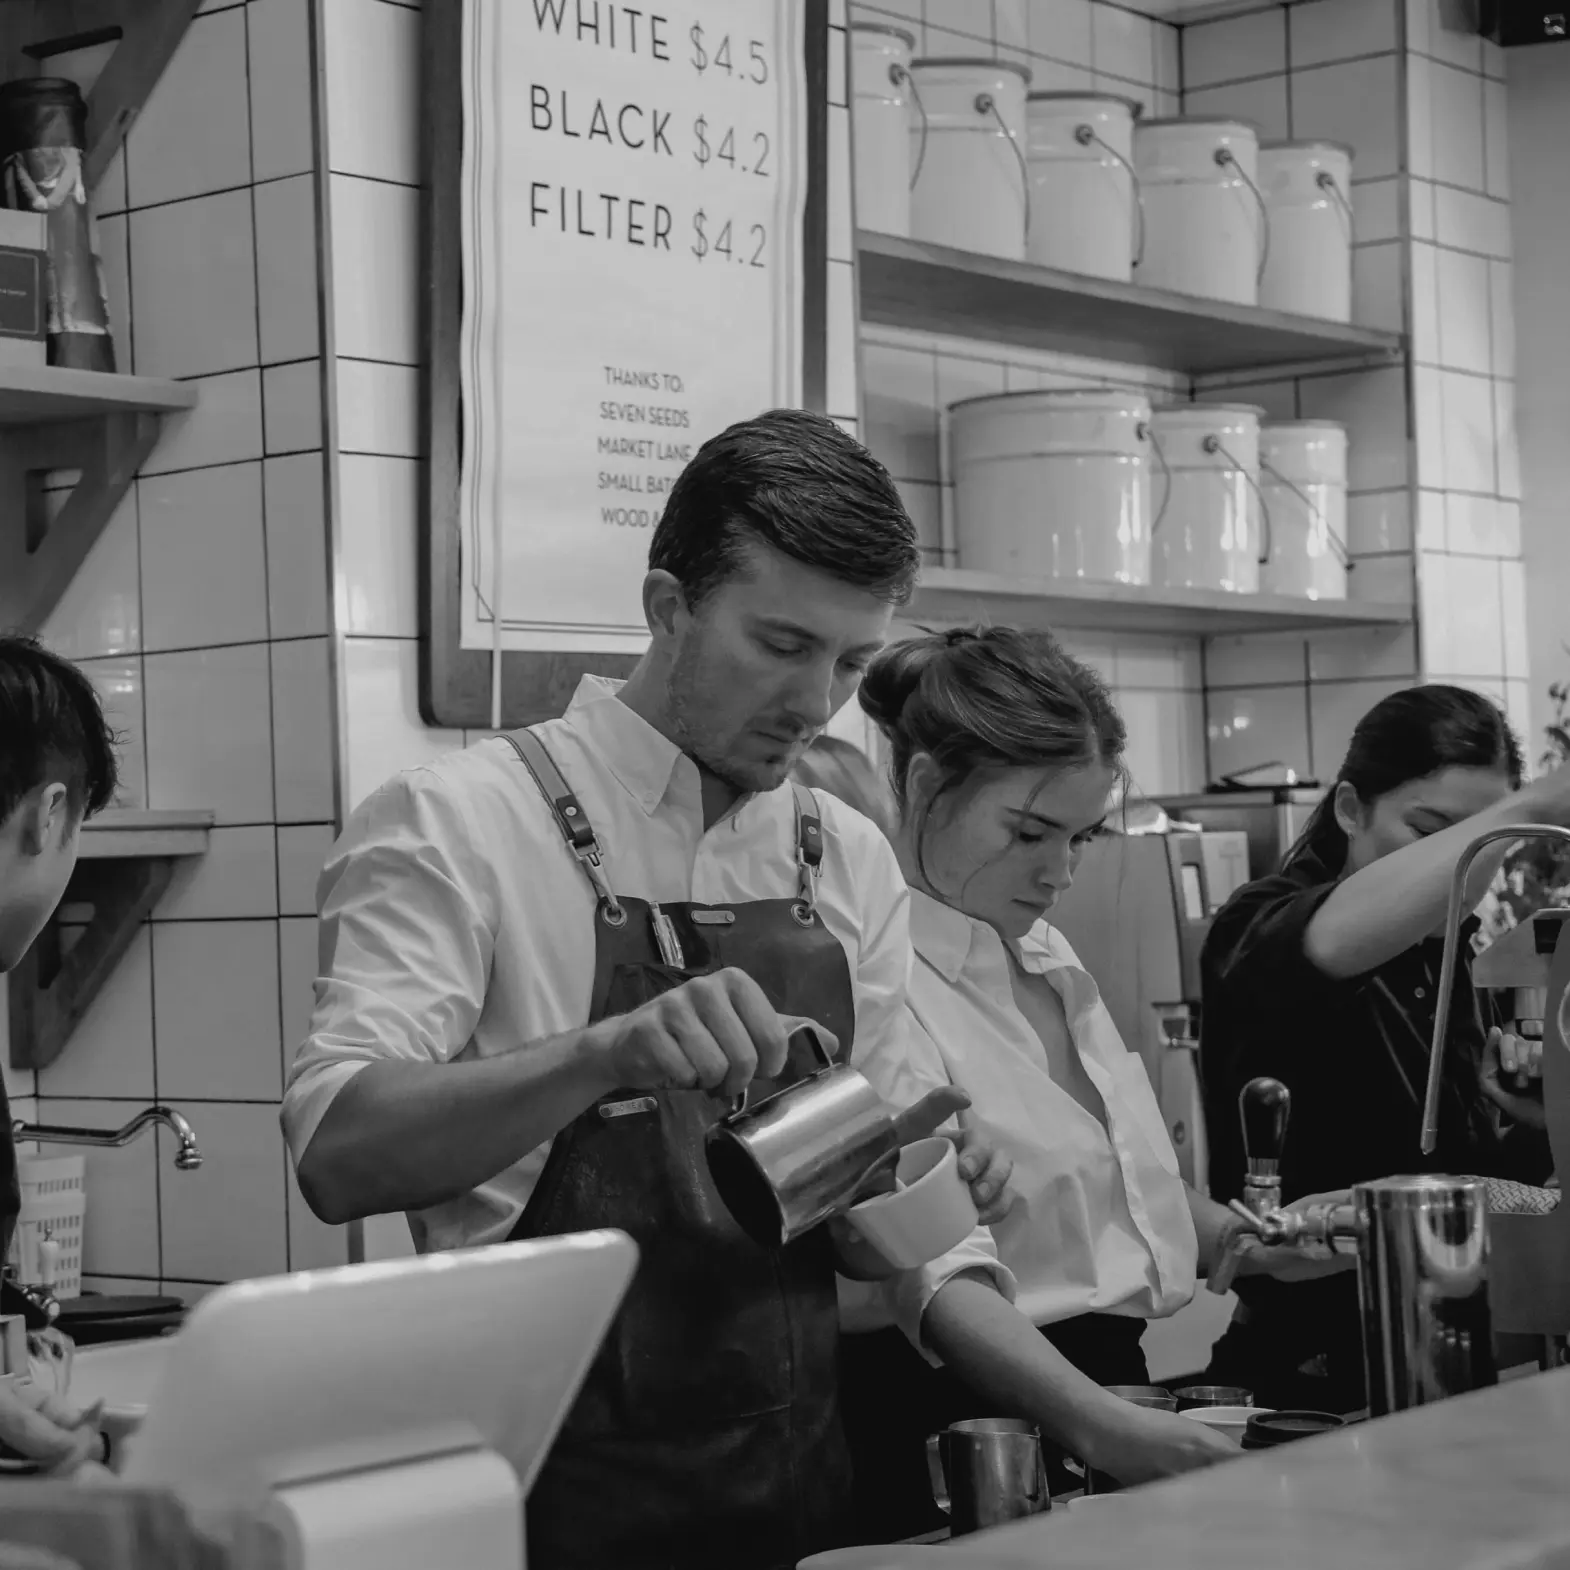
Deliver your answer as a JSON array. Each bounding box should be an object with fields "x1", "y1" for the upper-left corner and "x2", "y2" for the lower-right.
[
  {"x1": 838, "y1": 625, "x2": 1341, "y2": 1541},
  {"x1": 1201, "y1": 684, "x2": 1570, "y2": 1413}
]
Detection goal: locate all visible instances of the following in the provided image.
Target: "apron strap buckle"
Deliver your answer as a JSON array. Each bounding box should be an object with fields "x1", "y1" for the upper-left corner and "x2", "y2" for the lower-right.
[
  {"x1": 791, "y1": 784, "x2": 824, "y2": 918},
  {"x1": 502, "y1": 728, "x2": 627, "y2": 925}
]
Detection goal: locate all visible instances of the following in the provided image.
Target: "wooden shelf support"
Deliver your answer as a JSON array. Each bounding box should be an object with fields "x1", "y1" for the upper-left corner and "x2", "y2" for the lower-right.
[
  {"x1": 0, "y1": 406, "x2": 161, "y2": 635},
  {"x1": 0, "y1": 0, "x2": 203, "y2": 191},
  {"x1": 7, "y1": 811, "x2": 212, "y2": 1073}
]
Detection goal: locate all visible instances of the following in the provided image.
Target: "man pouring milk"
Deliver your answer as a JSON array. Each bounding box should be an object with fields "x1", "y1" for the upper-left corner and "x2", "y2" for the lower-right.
[{"x1": 280, "y1": 410, "x2": 1014, "y2": 1569}]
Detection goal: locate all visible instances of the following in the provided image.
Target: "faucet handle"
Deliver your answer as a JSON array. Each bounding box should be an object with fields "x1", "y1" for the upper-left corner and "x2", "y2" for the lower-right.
[{"x1": 1240, "y1": 1076, "x2": 1290, "y2": 1176}]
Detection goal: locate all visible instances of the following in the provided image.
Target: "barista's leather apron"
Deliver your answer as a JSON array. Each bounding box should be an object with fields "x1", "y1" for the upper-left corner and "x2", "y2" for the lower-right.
[{"x1": 502, "y1": 730, "x2": 857, "y2": 1570}]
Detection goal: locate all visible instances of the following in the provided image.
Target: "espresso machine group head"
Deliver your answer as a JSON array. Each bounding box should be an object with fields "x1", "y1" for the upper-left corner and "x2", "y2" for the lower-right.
[{"x1": 1210, "y1": 1077, "x2": 1497, "y2": 1416}]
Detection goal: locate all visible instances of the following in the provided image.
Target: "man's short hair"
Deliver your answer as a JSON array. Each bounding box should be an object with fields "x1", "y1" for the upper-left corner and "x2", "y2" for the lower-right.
[
  {"x1": 0, "y1": 634, "x2": 118, "y2": 824},
  {"x1": 648, "y1": 408, "x2": 920, "y2": 608}
]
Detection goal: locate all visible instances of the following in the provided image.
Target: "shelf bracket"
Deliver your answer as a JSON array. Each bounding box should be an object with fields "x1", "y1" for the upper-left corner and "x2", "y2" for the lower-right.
[
  {"x1": 83, "y1": 0, "x2": 205, "y2": 192},
  {"x1": 0, "y1": 408, "x2": 160, "y2": 635},
  {"x1": 0, "y1": 0, "x2": 202, "y2": 191},
  {"x1": 8, "y1": 856, "x2": 175, "y2": 1073}
]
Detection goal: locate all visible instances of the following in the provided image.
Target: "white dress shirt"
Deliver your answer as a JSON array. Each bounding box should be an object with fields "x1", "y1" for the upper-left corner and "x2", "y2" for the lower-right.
[
  {"x1": 281, "y1": 677, "x2": 1002, "y2": 1288},
  {"x1": 862, "y1": 890, "x2": 1198, "y2": 1339}
]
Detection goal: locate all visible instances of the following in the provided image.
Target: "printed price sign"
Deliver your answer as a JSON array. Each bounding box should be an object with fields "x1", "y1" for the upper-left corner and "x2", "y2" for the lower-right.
[{"x1": 454, "y1": 0, "x2": 811, "y2": 656}]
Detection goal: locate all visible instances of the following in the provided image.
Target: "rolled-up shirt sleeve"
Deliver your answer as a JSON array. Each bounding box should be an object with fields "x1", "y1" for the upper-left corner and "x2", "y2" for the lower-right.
[
  {"x1": 1205, "y1": 875, "x2": 1346, "y2": 1006},
  {"x1": 854, "y1": 948, "x2": 1018, "y2": 1357},
  {"x1": 280, "y1": 769, "x2": 498, "y2": 1164}
]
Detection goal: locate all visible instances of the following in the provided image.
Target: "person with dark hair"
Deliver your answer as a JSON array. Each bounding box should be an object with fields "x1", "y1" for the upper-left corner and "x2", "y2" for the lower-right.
[
  {"x1": 281, "y1": 411, "x2": 1013, "y2": 1570},
  {"x1": 0, "y1": 633, "x2": 118, "y2": 978},
  {"x1": 0, "y1": 633, "x2": 119, "y2": 1475},
  {"x1": 1200, "y1": 683, "x2": 1570, "y2": 1413},
  {"x1": 835, "y1": 626, "x2": 1344, "y2": 1539}
]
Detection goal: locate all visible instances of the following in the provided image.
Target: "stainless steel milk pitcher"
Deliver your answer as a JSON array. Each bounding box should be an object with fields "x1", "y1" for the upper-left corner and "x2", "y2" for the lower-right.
[{"x1": 705, "y1": 1024, "x2": 900, "y2": 1248}]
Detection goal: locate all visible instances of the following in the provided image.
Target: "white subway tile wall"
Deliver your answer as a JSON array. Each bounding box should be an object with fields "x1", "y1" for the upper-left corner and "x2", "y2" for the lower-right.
[
  {"x1": 27, "y1": 0, "x2": 348, "y2": 1291},
  {"x1": 1176, "y1": 0, "x2": 1522, "y2": 780}
]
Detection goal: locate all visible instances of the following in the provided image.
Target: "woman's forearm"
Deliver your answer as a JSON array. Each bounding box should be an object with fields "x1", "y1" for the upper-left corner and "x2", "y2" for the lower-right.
[
  {"x1": 921, "y1": 1274, "x2": 1138, "y2": 1459},
  {"x1": 1303, "y1": 794, "x2": 1536, "y2": 979}
]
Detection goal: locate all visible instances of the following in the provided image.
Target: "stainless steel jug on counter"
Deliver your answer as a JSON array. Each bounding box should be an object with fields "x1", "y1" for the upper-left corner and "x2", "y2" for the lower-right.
[
  {"x1": 705, "y1": 1024, "x2": 900, "y2": 1248},
  {"x1": 927, "y1": 1419, "x2": 1050, "y2": 1535}
]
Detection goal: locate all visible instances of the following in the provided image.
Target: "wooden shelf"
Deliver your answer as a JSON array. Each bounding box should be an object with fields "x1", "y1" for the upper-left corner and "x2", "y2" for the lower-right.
[
  {"x1": 0, "y1": 364, "x2": 196, "y2": 428},
  {"x1": 0, "y1": 369, "x2": 199, "y2": 639},
  {"x1": 9, "y1": 809, "x2": 213, "y2": 1073},
  {"x1": 78, "y1": 809, "x2": 214, "y2": 860},
  {"x1": 910, "y1": 567, "x2": 1413, "y2": 638},
  {"x1": 857, "y1": 231, "x2": 1405, "y2": 377}
]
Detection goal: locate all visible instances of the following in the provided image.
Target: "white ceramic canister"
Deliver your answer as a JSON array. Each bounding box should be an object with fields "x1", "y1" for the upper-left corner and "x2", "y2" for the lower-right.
[
  {"x1": 909, "y1": 58, "x2": 1032, "y2": 261},
  {"x1": 1259, "y1": 420, "x2": 1349, "y2": 600},
  {"x1": 1133, "y1": 119, "x2": 1265, "y2": 306},
  {"x1": 1257, "y1": 141, "x2": 1354, "y2": 321},
  {"x1": 851, "y1": 24, "x2": 917, "y2": 237},
  {"x1": 1025, "y1": 92, "x2": 1141, "y2": 282},
  {"x1": 951, "y1": 389, "x2": 1154, "y2": 585},
  {"x1": 1148, "y1": 403, "x2": 1262, "y2": 594}
]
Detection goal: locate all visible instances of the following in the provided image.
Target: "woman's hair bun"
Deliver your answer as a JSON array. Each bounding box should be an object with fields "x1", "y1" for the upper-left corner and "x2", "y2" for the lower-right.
[
  {"x1": 858, "y1": 625, "x2": 991, "y2": 732},
  {"x1": 856, "y1": 636, "x2": 940, "y2": 732}
]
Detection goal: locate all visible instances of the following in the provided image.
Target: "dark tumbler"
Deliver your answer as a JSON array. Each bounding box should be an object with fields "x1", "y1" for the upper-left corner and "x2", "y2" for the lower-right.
[{"x1": 0, "y1": 77, "x2": 116, "y2": 371}]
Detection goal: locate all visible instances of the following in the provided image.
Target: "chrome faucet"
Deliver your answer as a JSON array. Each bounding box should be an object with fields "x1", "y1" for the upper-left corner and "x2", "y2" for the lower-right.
[
  {"x1": 1423, "y1": 823, "x2": 1570, "y2": 1154},
  {"x1": 1211, "y1": 1077, "x2": 1496, "y2": 1415},
  {"x1": 13, "y1": 1105, "x2": 202, "y2": 1170}
]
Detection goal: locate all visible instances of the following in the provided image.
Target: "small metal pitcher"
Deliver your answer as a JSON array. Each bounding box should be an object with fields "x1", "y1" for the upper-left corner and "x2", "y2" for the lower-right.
[
  {"x1": 705, "y1": 1025, "x2": 899, "y2": 1249},
  {"x1": 926, "y1": 1419, "x2": 1049, "y2": 1535}
]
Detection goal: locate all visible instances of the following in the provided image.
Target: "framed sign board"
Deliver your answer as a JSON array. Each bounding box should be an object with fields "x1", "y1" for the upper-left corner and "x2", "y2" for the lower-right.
[{"x1": 421, "y1": 0, "x2": 833, "y2": 728}]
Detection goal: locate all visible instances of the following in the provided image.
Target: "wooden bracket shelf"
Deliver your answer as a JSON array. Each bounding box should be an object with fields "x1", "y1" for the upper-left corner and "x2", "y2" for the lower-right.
[
  {"x1": 0, "y1": 0, "x2": 204, "y2": 192},
  {"x1": 8, "y1": 809, "x2": 213, "y2": 1073},
  {"x1": 0, "y1": 366, "x2": 197, "y2": 636},
  {"x1": 910, "y1": 567, "x2": 1414, "y2": 639},
  {"x1": 0, "y1": 0, "x2": 203, "y2": 637},
  {"x1": 857, "y1": 230, "x2": 1405, "y2": 378}
]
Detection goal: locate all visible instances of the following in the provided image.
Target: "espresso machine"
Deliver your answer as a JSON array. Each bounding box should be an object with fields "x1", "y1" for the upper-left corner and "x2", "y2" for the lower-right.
[
  {"x1": 1211, "y1": 1078, "x2": 1497, "y2": 1416},
  {"x1": 1420, "y1": 826, "x2": 1570, "y2": 1345},
  {"x1": 1050, "y1": 829, "x2": 1250, "y2": 1190},
  {"x1": 1158, "y1": 785, "x2": 1324, "y2": 879}
]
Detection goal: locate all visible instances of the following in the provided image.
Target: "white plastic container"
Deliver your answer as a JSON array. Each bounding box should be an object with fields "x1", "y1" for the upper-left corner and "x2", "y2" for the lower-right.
[
  {"x1": 1149, "y1": 404, "x2": 1262, "y2": 594},
  {"x1": 951, "y1": 389, "x2": 1154, "y2": 585},
  {"x1": 851, "y1": 24, "x2": 917, "y2": 237},
  {"x1": 909, "y1": 58, "x2": 1032, "y2": 261},
  {"x1": 7, "y1": 1154, "x2": 85, "y2": 1299},
  {"x1": 1259, "y1": 421, "x2": 1349, "y2": 600},
  {"x1": 1025, "y1": 92, "x2": 1141, "y2": 281},
  {"x1": 1134, "y1": 119, "x2": 1265, "y2": 306},
  {"x1": 1258, "y1": 141, "x2": 1354, "y2": 322}
]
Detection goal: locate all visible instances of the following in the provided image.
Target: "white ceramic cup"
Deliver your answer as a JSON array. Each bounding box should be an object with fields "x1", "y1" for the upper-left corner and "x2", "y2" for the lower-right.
[
  {"x1": 1182, "y1": 1405, "x2": 1271, "y2": 1444},
  {"x1": 845, "y1": 1136, "x2": 978, "y2": 1268}
]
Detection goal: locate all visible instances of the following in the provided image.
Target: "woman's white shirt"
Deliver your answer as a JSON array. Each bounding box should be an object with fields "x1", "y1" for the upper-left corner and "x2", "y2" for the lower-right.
[{"x1": 865, "y1": 890, "x2": 1198, "y2": 1340}]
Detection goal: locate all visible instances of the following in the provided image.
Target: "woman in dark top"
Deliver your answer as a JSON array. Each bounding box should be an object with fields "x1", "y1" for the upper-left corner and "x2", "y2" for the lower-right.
[{"x1": 1199, "y1": 685, "x2": 1566, "y2": 1412}]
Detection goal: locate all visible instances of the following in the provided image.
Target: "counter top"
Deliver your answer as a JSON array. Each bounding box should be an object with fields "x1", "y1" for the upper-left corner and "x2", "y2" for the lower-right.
[{"x1": 922, "y1": 1371, "x2": 1570, "y2": 1570}]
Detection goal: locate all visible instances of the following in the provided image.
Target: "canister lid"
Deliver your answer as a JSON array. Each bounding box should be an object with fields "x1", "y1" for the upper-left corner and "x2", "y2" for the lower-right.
[
  {"x1": 1259, "y1": 138, "x2": 1356, "y2": 159},
  {"x1": 850, "y1": 21, "x2": 917, "y2": 46},
  {"x1": 949, "y1": 387, "x2": 1153, "y2": 416},
  {"x1": 1261, "y1": 419, "x2": 1347, "y2": 431},
  {"x1": 1026, "y1": 89, "x2": 1145, "y2": 118},
  {"x1": 1136, "y1": 116, "x2": 1261, "y2": 135},
  {"x1": 1152, "y1": 402, "x2": 1265, "y2": 418},
  {"x1": 910, "y1": 56, "x2": 1034, "y2": 83}
]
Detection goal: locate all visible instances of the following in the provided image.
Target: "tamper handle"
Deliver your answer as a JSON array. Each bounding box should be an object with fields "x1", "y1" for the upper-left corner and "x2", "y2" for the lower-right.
[{"x1": 1240, "y1": 1076, "x2": 1290, "y2": 1171}]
